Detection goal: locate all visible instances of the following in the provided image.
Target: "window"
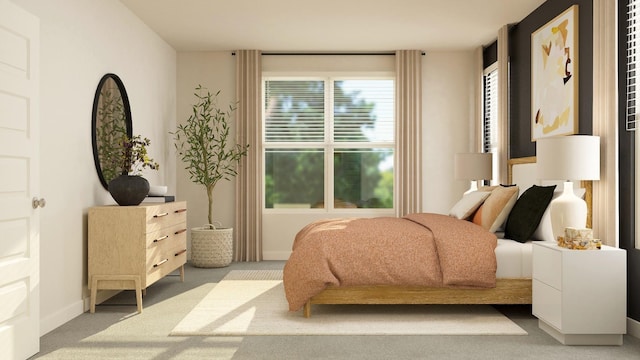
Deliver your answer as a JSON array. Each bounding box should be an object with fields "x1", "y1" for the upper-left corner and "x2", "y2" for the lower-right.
[
  {"x1": 628, "y1": 0, "x2": 640, "y2": 249},
  {"x1": 263, "y1": 77, "x2": 395, "y2": 210},
  {"x1": 627, "y1": 0, "x2": 638, "y2": 131},
  {"x1": 483, "y1": 63, "x2": 499, "y2": 184}
]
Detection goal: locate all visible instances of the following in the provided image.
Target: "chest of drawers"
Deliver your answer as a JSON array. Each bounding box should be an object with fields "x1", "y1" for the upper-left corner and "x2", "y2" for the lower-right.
[{"x1": 88, "y1": 201, "x2": 188, "y2": 313}]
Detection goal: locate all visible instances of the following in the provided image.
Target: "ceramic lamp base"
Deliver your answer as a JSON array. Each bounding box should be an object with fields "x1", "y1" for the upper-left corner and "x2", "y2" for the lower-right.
[
  {"x1": 550, "y1": 181, "x2": 587, "y2": 241},
  {"x1": 463, "y1": 180, "x2": 479, "y2": 195}
]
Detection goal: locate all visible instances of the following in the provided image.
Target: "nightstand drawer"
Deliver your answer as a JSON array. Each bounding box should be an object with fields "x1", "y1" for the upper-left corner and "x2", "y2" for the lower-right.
[
  {"x1": 532, "y1": 279, "x2": 561, "y2": 329},
  {"x1": 533, "y1": 243, "x2": 561, "y2": 290}
]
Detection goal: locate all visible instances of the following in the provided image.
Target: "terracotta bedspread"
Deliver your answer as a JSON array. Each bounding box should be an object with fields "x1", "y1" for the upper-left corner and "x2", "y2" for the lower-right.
[{"x1": 283, "y1": 213, "x2": 497, "y2": 311}]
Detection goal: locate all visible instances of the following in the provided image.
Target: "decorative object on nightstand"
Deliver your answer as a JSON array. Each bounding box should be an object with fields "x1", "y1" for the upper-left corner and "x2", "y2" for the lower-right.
[
  {"x1": 532, "y1": 242, "x2": 626, "y2": 345},
  {"x1": 536, "y1": 135, "x2": 600, "y2": 241},
  {"x1": 558, "y1": 227, "x2": 601, "y2": 250},
  {"x1": 454, "y1": 153, "x2": 493, "y2": 194}
]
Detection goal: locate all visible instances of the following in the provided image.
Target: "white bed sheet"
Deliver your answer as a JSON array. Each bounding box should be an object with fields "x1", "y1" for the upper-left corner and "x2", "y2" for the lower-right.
[{"x1": 495, "y1": 238, "x2": 540, "y2": 278}]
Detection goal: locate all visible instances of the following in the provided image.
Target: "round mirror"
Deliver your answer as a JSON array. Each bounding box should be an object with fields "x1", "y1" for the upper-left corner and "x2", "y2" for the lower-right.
[{"x1": 91, "y1": 73, "x2": 133, "y2": 189}]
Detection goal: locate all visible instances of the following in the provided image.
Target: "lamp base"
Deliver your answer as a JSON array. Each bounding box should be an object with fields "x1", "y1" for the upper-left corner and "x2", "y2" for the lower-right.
[
  {"x1": 463, "y1": 180, "x2": 479, "y2": 195},
  {"x1": 550, "y1": 181, "x2": 587, "y2": 241}
]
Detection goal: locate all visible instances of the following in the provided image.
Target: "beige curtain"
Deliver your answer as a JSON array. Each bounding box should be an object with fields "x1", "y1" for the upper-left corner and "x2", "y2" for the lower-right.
[
  {"x1": 497, "y1": 25, "x2": 509, "y2": 183},
  {"x1": 234, "y1": 50, "x2": 262, "y2": 261},
  {"x1": 473, "y1": 46, "x2": 484, "y2": 152},
  {"x1": 395, "y1": 50, "x2": 423, "y2": 216},
  {"x1": 592, "y1": 0, "x2": 618, "y2": 247}
]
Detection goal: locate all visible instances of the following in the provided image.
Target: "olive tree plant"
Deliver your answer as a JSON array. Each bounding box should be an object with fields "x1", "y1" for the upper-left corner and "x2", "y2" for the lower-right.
[{"x1": 173, "y1": 85, "x2": 249, "y2": 225}]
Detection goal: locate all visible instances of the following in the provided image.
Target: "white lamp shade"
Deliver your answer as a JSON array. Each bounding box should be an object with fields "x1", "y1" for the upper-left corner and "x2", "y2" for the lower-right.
[
  {"x1": 536, "y1": 135, "x2": 600, "y2": 181},
  {"x1": 454, "y1": 153, "x2": 493, "y2": 180},
  {"x1": 536, "y1": 135, "x2": 600, "y2": 240}
]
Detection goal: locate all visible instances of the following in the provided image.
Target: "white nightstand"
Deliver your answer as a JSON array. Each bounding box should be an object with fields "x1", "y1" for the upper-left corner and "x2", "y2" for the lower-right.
[{"x1": 532, "y1": 241, "x2": 626, "y2": 345}]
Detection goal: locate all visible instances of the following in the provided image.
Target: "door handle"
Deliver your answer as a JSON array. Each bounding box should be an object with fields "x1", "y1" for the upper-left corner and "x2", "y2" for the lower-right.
[{"x1": 32, "y1": 197, "x2": 46, "y2": 209}]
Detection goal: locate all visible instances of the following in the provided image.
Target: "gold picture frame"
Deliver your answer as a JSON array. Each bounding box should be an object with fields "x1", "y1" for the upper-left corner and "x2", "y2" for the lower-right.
[{"x1": 531, "y1": 5, "x2": 579, "y2": 141}]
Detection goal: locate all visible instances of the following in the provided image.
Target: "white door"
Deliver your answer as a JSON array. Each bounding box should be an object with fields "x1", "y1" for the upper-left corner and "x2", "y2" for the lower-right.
[{"x1": 0, "y1": 1, "x2": 41, "y2": 359}]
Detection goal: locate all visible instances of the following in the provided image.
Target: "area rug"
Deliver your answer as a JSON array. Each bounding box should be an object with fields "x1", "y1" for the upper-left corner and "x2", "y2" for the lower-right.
[{"x1": 170, "y1": 270, "x2": 527, "y2": 336}]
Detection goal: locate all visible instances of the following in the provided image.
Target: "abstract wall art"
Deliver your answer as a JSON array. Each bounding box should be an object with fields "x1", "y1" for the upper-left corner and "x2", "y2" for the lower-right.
[{"x1": 531, "y1": 5, "x2": 579, "y2": 141}]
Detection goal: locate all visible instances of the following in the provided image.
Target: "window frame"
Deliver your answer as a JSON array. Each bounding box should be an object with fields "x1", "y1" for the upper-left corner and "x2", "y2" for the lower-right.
[{"x1": 262, "y1": 72, "x2": 396, "y2": 213}]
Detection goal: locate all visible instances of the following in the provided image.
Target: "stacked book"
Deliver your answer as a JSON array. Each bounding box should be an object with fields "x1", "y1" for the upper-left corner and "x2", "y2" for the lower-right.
[{"x1": 141, "y1": 195, "x2": 175, "y2": 203}]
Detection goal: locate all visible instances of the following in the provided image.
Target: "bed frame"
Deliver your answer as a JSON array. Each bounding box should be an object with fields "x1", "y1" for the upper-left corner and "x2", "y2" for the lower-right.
[
  {"x1": 300, "y1": 157, "x2": 591, "y2": 318},
  {"x1": 303, "y1": 279, "x2": 532, "y2": 317}
]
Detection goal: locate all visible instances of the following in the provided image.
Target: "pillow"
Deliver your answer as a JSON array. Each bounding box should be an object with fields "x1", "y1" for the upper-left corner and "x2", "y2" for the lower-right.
[
  {"x1": 472, "y1": 185, "x2": 519, "y2": 232},
  {"x1": 531, "y1": 187, "x2": 586, "y2": 242},
  {"x1": 448, "y1": 191, "x2": 491, "y2": 220},
  {"x1": 504, "y1": 185, "x2": 556, "y2": 243}
]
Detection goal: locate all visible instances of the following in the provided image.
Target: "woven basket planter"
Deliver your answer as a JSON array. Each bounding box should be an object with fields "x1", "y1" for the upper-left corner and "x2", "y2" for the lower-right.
[{"x1": 190, "y1": 224, "x2": 233, "y2": 268}]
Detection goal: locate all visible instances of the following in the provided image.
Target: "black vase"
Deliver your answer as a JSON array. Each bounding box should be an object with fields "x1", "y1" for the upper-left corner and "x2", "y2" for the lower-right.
[{"x1": 108, "y1": 174, "x2": 150, "y2": 206}]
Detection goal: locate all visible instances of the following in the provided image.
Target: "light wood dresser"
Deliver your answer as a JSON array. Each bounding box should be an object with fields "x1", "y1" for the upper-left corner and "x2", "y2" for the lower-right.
[{"x1": 88, "y1": 201, "x2": 188, "y2": 313}]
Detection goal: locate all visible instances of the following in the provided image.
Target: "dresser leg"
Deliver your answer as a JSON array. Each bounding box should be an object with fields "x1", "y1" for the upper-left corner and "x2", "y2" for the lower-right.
[
  {"x1": 89, "y1": 275, "x2": 143, "y2": 314},
  {"x1": 180, "y1": 265, "x2": 185, "y2": 282},
  {"x1": 90, "y1": 276, "x2": 98, "y2": 313},
  {"x1": 133, "y1": 277, "x2": 143, "y2": 313}
]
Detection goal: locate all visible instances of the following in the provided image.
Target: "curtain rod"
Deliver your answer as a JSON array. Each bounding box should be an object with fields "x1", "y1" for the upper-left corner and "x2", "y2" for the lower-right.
[{"x1": 231, "y1": 51, "x2": 426, "y2": 56}]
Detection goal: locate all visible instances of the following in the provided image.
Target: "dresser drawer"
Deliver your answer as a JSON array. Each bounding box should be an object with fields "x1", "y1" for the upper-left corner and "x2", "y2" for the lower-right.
[
  {"x1": 146, "y1": 225, "x2": 187, "y2": 272},
  {"x1": 532, "y1": 243, "x2": 562, "y2": 290},
  {"x1": 145, "y1": 202, "x2": 188, "y2": 233},
  {"x1": 146, "y1": 248, "x2": 187, "y2": 285},
  {"x1": 146, "y1": 223, "x2": 188, "y2": 248}
]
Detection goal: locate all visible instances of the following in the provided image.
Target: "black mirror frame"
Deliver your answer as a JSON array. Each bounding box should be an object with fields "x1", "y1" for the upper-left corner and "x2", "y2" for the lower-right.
[{"x1": 91, "y1": 73, "x2": 133, "y2": 190}]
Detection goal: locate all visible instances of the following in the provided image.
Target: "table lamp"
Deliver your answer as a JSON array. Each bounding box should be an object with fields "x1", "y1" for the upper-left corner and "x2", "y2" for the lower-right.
[
  {"x1": 454, "y1": 153, "x2": 493, "y2": 194},
  {"x1": 536, "y1": 135, "x2": 600, "y2": 240}
]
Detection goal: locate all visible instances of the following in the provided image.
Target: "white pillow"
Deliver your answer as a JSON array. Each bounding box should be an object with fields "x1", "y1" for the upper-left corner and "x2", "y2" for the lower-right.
[
  {"x1": 531, "y1": 188, "x2": 587, "y2": 242},
  {"x1": 448, "y1": 191, "x2": 491, "y2": 220}
]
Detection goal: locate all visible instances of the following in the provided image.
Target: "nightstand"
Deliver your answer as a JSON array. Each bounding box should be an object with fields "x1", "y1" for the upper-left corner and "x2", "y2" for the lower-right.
[{"x1": 532, "y1": 241, "x2": 626, "y2": 345}]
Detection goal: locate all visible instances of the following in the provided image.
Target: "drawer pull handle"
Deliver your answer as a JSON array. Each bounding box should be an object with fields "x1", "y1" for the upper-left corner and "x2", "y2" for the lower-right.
[
  {"x1": 174, "y1": 228, "x2": 187, "y2": 235},
  {"x1": 153, "y1": 235, "x2": 169, "y2": 243},
  {"x1": 175, "y1": 249, "x2": 187, "y2": 256},
  {"x1": 153, "y1": 259, "x2": 169, "y2": 267},
  {"x1": 153, "y1": 212, "x2": 169, "y2": 218},
  {"x1": 175, "y1": 208, "x2": 187, "y2": 213}
]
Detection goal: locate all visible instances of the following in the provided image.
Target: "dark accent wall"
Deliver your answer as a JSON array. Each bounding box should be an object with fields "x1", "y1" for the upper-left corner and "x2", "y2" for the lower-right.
[
  {"x1": 618, "y1": 0, "x2": 640, "y2": 323},
  {"x1": 509, "y1": 0, "x2": 593, "y2": 158},
  {"x1": 483, "y1": 41, "x2": 498, "y2": 67}
]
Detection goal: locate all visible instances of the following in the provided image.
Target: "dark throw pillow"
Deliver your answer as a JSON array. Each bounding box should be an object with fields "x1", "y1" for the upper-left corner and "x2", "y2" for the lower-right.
[{"x1": 504, "y1": 185, "x2": 556, "y2": 243}]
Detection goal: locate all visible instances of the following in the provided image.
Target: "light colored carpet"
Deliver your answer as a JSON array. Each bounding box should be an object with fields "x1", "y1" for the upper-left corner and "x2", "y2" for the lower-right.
[{"x1": 170, "y1": 270, "x2": 527, "y2": 336}]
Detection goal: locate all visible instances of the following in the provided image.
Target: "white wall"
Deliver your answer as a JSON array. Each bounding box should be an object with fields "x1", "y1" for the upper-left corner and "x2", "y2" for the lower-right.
[
  {"x1": 11, "y1": 0, "x2": 176, "y2": 335},
  {"x1": 422, "y1": 51, "x2": 478, "y2": 214},
  {"x1": 176, "y1": 51, "x2": 476, "y2": 260},
  {"x1": 176, "y1": 52, "x2": 237, "y2": 243}
]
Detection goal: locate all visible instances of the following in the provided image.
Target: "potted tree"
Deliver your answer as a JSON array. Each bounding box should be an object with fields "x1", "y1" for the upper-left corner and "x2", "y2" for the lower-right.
[{"x1": 173, "y1": 85, "x2": 249, "y2": 267}]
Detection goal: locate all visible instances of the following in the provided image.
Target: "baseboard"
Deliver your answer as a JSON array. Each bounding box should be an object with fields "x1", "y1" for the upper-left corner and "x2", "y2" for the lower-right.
[
  {"x1": 40, "y1": 299, "x2": 84, "y2": 336},
  {"x1": 628, "y1": 317, "x2": 640, "y2": 339},
  {"x1": 262, "y1": 251, "x2": 291, "y2": 260}
]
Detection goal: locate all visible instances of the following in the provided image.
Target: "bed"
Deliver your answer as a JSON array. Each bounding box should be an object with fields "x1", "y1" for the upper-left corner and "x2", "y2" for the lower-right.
[{"x1": 284, "y1": 157, "x2": 591, "y2": 317}]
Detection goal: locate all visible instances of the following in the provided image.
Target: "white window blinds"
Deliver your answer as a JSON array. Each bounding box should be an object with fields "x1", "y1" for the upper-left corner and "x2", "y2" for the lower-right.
[
  {"x1": 483, "y1": 66, "x2": 498, "y2": 153},
  {"x1": 628, "y1": 0, "x2": 639, "y2": 131},
  {"x1": 333, "y1": 80, "x2": 395, "y2": 143},
  {"x1": 265, "y1": 79, "x2": 395, "y2": 143},
  {"x1": 264, "y1": 80, "x2": 325, "y2": 142}
]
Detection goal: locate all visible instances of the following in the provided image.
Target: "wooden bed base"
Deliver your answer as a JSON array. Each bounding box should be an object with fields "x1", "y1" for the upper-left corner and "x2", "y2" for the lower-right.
[{"x1": 302, "y1": 278, "x2": 532, "y2": 318}]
